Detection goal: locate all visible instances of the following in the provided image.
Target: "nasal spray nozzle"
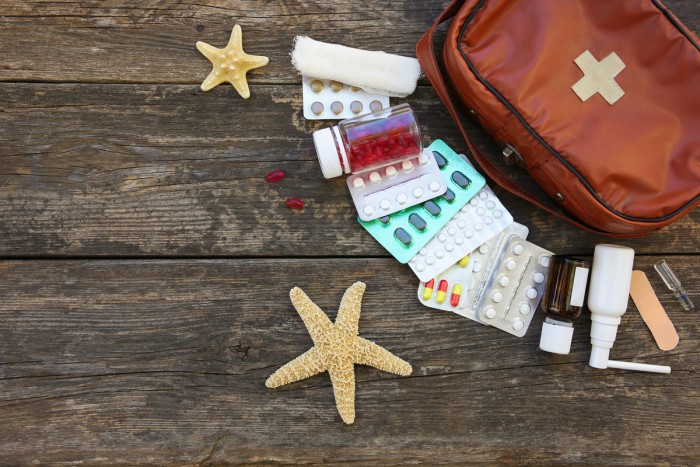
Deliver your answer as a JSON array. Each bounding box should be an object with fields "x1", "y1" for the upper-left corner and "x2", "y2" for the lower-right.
[{"x1": 587, "y1": 244, "x2": 670, "y2": 374}]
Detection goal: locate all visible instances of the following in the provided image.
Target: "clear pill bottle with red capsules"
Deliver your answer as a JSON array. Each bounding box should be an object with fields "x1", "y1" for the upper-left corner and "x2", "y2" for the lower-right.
[{"x1": 312, "y1": 103, "x2": 422, "y2": 179}]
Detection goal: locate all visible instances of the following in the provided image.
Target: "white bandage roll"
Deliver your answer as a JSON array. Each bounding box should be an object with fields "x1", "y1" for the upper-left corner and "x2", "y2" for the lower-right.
[{"x1": 291, "y1": 36, "x2": 421, "y2": 98}]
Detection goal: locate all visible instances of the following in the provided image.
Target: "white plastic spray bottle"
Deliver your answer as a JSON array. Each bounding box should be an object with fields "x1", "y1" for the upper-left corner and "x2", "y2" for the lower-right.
[{"x1": 587, "y1": 244, "x2": 670, "y2": 374}]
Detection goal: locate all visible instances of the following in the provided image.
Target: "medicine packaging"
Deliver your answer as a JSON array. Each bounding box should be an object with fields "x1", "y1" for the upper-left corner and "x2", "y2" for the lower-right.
[
  {"x1": 348, "y1": 148, "x2": 446, "y2": 221},
  {"x1": 417, "y1": 254, "x2": 474, "y2": 312},
  {"x1": 408, "y1": 184, "x2": 513, "y2": 282},
  {"x1": 358, "y1": 140, "x2": 485, "y2": 264},
  {"x1": 454, "y1": 223, "x2": 530, "y2": 323},
  {"x1": 302, "y1": 75, "x2": 390, "y2": 120},
  {"x1": 475, "y1": 235, "x2": 552, "y2": 337}
]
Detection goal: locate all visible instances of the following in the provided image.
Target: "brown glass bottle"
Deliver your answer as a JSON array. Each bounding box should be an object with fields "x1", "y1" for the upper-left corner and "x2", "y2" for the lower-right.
[
  {"x1": 541, "y1": 255, "x2": 591, "y2": 320},
  {"x1": 539, "y1": 255, "x2": 591, "y2": 354}
]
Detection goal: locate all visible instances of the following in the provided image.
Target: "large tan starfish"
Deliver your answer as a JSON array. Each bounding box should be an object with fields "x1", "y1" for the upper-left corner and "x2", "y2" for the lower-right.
[
  {"x1": 196, "y1": 25, "x2": 269, "y2": 98},
  {"x1": 266, "y1": 282, "x2": 412, "y2": 424}
]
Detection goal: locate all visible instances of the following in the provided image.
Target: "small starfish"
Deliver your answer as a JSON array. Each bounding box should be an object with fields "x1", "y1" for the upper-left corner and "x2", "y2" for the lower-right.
[
  {"x1": 196, "y1": 25, "x2": 269, "y2": 99},
  {"x1": 266, "y1": 282, "x2": 412, "y2": 424}
]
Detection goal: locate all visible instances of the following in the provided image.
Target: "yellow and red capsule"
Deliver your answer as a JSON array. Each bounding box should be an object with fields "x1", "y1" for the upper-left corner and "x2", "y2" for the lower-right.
[
  {"x1": 422, "y1": 279, "x2": 435, "y2": 300},
  {"x1": 436, "y1": 280, "x2": 449, "y2": 303},
  {"x1": 450, "y1": 283, "x2": 463, "y2": 307}
]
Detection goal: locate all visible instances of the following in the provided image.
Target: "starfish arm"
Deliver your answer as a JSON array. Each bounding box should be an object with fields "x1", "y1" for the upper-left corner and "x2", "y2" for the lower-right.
[
  {"x1": 241, "y1": 53, "x2": 269, "y2": 69},
  {"x1": 335, "y1": 282, "x2": 365, "y2": 335},
  {"x1": 353, "y1": 337, "x2": 412, "y2": 376},
  {"x1": 328, "y1": 363, "x2": 356, "y2": 424},
  {"x1": 289, "y1": 287, "x2": 333, "y2": 345},
  {"x1": 196, "y1": 41, "x2": 223, "y2": 62},
  {"x1": 265, "y1": 347, "x2": 326, "y2": 388},
  {"x1": 230, "y1": 75, "x2": 252, "y2": 99},
  {"x1": 200, "y1": 69, "x2": 226, "y2": 91},
  {"x1": 228, "y1": 24, "x2": 243, "y2": 51}
]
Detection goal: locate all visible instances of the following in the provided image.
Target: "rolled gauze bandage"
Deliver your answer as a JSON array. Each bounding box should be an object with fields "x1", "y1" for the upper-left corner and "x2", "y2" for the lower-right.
[{"x1": 291, "y1": 36, "x2": 421, "y2": 98}]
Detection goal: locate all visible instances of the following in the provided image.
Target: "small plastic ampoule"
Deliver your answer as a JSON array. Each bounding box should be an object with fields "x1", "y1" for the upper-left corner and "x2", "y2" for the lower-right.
[{"x1": 654, "y1": 260, "x2": 695, "y2": 312}]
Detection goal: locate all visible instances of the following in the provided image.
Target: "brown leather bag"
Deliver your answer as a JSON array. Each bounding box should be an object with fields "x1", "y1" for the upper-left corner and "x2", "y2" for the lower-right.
[{"x1": 416, "y1": 0, "x2": 700, "y2": 237}]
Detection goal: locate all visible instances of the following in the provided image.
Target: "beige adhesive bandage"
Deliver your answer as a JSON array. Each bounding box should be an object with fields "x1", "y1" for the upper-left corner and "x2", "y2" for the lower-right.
[{"x1": 630, "y1": 270, "x2": 679, "y2": 351}]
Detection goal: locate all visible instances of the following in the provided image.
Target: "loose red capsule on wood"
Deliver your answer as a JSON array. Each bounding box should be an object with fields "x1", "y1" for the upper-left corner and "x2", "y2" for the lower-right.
[
  {"x1": 266, "y1": 170, "x2": 285, "y2": 182},
  {"x1": 285, "y1": 198, "x2": 304, "y2": 209}
]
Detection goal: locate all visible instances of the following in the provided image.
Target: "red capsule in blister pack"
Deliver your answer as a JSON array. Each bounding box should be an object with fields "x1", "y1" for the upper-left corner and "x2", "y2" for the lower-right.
[{"x1": 285, "y1": 198, "x2": 304, "y2": 210}]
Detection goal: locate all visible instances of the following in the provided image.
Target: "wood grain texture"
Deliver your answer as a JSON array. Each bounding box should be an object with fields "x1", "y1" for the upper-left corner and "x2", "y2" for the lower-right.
[
  {"x1": 1, "y1": 83, "x2": 698, "y2": 257},
  {"x1": 0, "y1": 257, "x2": 698, "y2": 464},
  {"x1": 0, "y1": 0, "x2": 698, "y2": 464},
  {"x1": 0, "y1": 0, "x2": 444, "y2": 84}
]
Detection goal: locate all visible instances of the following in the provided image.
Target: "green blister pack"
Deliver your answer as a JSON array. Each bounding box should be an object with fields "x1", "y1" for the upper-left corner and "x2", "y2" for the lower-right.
[{"x1": 358, "y1": 139, "x2": 486, "y2": 263}]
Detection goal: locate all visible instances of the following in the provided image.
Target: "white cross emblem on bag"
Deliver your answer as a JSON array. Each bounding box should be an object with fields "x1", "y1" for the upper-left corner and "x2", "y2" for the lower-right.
[{"x1": 572, "y1": 50, "x2": 626, "y2": 105}]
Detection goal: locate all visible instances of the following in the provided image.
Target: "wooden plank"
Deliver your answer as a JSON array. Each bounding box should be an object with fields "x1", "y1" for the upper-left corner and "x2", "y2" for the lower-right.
[
  {"x1": 0, "y1": 1, "x2": 695, "y2": 85},
  {"x1": 0, "y1": 257, "x2": 697, "y2": 464},
  {"x1": 0, "y1": 0, "x2": 447, "y2": 84},
  {"x1": 1, "y1": 83, "x2": 698, "y2": 257}
]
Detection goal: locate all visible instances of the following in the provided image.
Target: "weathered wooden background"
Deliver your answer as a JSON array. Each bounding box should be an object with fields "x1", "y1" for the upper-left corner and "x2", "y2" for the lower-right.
[{"x1": 0, "y1": 1, "x2": 698, "y2": 464}]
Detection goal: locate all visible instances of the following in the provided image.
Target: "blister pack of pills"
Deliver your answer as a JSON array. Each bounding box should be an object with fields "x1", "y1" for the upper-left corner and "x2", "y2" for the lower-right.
[
  {"x1": 348, "y1": 148, "x2": 447, "y2": 221},
  {"x1": 409, "y1": 183, "x2": 514, "y2": 282},
  {"x1": 302, "y1": 75, "x2": 390, "y2": 120},
  {"x1": 417, "y1": 255, "x2": 474, "y2": 312},
  {"x1": 358, "y1": 140, "x2": 486, "y2": 264},
  {"x1": 475, "y1": 235, "x2": 552, "y2": 337},
  {"x1": 456, "y1": 223, "x2": 530, "y2": 323}
]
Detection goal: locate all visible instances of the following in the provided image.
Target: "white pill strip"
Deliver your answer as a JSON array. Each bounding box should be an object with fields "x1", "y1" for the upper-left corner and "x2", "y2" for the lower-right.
[
  {"x1": 408, "y1": 184, "x2": 513, "y2": 282},
  {"x1": 476, "y1": 237, "x2": 552, "y2": 337},
  {"x1": 302, "y1": 75, "x2": 390, "y2": 120},
  {"x1": 454, "y1": 223, "x2": 530, "y2": 323},
  {"x1": 348, "y1": 148, "x2": 447, "y2": 221}
]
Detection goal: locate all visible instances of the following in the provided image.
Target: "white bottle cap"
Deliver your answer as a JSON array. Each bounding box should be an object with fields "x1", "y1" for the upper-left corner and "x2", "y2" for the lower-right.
[
  {"x1": 539, "y1": 318, "x2": 574, "y2": 355},
  {"x1": 312, "y1": 127, "x2": 348, "y2": 179}
]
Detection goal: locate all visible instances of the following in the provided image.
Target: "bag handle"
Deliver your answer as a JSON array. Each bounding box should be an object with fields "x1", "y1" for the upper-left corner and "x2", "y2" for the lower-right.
[{"x1": 415, "y1": 0, "x2": 639, "y2": 237}]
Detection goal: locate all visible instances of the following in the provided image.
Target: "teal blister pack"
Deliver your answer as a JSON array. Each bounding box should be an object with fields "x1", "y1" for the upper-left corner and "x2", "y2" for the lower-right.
[{"x1": 358, "y1": 139, "x2": 486, "y2": 263}]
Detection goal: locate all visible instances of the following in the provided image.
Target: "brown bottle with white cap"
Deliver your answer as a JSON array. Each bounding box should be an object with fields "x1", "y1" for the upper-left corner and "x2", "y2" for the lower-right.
[{"x1": 539, "y1": 256, "x2": 590, "y2": 355}]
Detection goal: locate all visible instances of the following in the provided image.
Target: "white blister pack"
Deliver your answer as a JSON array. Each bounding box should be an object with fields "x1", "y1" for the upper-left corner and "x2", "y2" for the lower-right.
[
  {"x1": 456, "y1": 223, "x2": 530, "y2": 323},
  {"x1": 417, "y1": 255, "x2": 473, "y2": 312},
  {"x1": 408, "y1": 184, "x2": 514, "y2": 282},
  {"x1": 476, "y1": 236, "x2": 552, "y2": 337},
  {"x1": 348, "y1": 149, "x2": 447, "y2": 221},
  {"x1": 302, "y1": 75, "x2": 390, "y2": 120}
]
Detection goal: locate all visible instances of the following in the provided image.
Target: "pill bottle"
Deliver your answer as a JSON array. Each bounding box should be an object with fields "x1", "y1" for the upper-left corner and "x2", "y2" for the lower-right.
[
  {"x1": 539, "y1": 255, "x2": 590, "y2": 355},
  {"x1": 312, "y1": 103, "x2": 422, "y2": 179}
]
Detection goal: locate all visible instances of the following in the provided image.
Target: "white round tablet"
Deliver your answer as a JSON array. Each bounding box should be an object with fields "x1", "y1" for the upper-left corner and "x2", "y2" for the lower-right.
[{"x1": 512, "y1": 319, "x2": 524, "y2": 331}]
